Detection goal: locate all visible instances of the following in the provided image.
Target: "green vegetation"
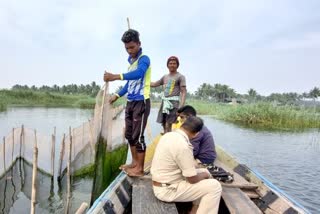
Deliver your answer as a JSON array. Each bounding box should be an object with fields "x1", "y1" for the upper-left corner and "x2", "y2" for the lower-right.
[
  {"x1": 2, "y1": 82, "x2": 319, "y2": 130},
  {"x1": 91, "y1": 136, "x2": 128, "y2": 202},
  {"x1": 0, "y1": 89, "x2": 96, "y2": 110},
  {"x1": 187, "y1": 100, "x2": 320, "y2": 130},
  {"x1": 0, "y1": 101, "x2": 6, "y2": 111},
  {"x1": 11, "y1": 82, "x2": 101, "y2": 97},
  {"x1": 73, "y1": 163, "x2": 95, "y2": 178}
]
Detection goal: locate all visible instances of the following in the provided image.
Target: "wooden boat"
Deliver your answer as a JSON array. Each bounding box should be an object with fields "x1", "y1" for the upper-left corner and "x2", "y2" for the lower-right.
[{"x1": 86, "y1": 135, "x2": 310, "y2": 214}]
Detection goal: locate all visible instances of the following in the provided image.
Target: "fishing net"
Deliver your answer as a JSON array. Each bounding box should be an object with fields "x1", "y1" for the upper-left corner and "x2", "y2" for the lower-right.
[{"x1": 0, "y1": 82, "x2": 127, "y2": 213}]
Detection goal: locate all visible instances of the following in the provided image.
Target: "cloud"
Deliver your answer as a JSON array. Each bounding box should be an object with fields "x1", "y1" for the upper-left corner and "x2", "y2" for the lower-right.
[
  {"x1": 268, "y1": 31, "x2": 320, "y2": 51},
  {"x1": 0, "y1": 0, "x2": 320, "y2": 95}
]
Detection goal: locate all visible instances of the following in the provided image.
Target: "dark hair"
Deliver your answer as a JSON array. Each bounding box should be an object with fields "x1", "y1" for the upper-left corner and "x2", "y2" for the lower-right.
[
  {"x1": 121, "y1": 29, "x2": 140, "y2": 43},
  {"x1": 167, "y1": 56, "x2": 179, "y2": 68},
  {"x1": 181, "y1": 116, "x2": 203, "y2": 133},
  {"x1": 177, "y1": 105, "x2": 197, "y2": 116}
]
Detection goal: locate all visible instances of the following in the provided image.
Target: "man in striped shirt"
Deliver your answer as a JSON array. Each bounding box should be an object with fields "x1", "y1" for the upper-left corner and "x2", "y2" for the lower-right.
[{"x1": 104, "y1": 29, "x2": 151, "y2": 177}]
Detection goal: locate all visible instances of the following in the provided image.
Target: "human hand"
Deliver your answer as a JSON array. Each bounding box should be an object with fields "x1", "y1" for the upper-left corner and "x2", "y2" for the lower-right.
[
  {"x1": 109, "y1": 94, "x2": 118, "y2": 104},
  {"x1": 104, "y1": 71, "x2": 117, "y2": 82}
]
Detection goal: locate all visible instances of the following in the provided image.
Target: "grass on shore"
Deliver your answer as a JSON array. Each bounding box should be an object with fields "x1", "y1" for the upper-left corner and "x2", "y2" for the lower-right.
[
  {"x1": 0, "y1": 89, "x2": 96, "y2": 110},
  {"x1": 2, "y1": 90, "x2": 319, "y2": 130},
  {"x1": 0, "y1": 89, "x2": 127, "y2": 112},
  {"x1": 187, "y1": 100, "x2": 320, "y2": 130}
]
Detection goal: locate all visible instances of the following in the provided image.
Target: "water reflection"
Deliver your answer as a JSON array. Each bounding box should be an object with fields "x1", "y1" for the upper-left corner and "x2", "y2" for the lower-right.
[
  {"x1": 0, "y1": 107, "x2": 319, "y2": 213},
  {"x1": 201, "y1": 116, "x2": 320, "y2": 214},
  {"x1": 0, "y1": 159, "x2": 93, "y2": 214}
]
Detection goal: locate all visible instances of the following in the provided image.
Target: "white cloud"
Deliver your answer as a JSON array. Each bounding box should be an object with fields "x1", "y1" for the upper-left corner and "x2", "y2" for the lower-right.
[
  {"x1": 0, "y1": 0, "x2": 320, "y2": 95},
  {"x1": 268, "y1": 31, "x2": 320, "y2": 51}
]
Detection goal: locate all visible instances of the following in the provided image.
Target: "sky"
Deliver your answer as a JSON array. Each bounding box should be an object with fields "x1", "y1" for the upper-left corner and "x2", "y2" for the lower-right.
[{"x1": 1, "y1": 0, "x2": 320, "y2": 96}]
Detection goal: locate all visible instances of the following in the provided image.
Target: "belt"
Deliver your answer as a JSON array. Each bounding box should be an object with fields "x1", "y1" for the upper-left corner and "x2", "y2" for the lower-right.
[{"x1": 152, "y1": 181, "x2": 170, "y2": 187}]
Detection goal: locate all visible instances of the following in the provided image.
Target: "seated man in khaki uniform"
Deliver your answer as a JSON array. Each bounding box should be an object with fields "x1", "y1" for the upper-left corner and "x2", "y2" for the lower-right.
[{"x1": 151, "y1": 116, "x2": 222, "y2": 214}]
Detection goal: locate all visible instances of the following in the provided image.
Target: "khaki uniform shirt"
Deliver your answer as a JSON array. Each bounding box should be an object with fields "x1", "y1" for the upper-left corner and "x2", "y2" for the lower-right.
[{"x1": 151, "y1": 129, "x2": 197, "y2": 184}]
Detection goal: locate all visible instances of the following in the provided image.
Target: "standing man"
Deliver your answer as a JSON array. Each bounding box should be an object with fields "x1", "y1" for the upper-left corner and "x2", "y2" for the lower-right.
[
  {"x1": 103, "y1": 29, "x2": 151, "y2": 177},
  {"x1": 151, "y1": 56, "x2": 186, "y2": 133},
  {"x1": 177, "y1": 105, "x2": 217, "y2": 166},
  {"x1": 151, "y1": 116, "x2": 222, "y2": 214}
]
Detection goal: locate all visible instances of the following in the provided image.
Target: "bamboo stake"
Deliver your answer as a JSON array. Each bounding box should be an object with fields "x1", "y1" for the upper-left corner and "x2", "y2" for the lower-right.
[
  {"x1": 20, "y1": 125, "x2": 25, "y2": 185},
  {"x1": 75, "y1": 202, "x2": 88, "y2": 214},
  {"x1": 51, "y1": 127, "x2": 56, "y2": 177},
  {"x1": 82, "y1": 123, "x2": 84, "y2": 149},
  {"x1": 30, "y1": 130, "x2": 38, "y2": 214},
  {"x1": 100, "y1": 83, "x2": 108, "y2": 137},
  {"x1": 3, "y1": 137, "x2": 6, "y2": 172},
  {"x1": 65, "y1": 127, "x2": 72, "y2": 214},
  {"x1": 106, "y1": 103, "x2": 113, "y2": 151},
  {"x1": 58, "y1": 134, "x2": 66, "y2": 178},
  {"x1": 22, "y1": 125, "x2": 26, "y2": 157},
  {"x1": 12, "y1": 128, "x2": 14, "y2": 163},
  {"x1": 19, "y1": 125, "x2": 24, "y2": 158},
  {"x1": 72, "y1": 129, "x2": 75, "y2": 163}
]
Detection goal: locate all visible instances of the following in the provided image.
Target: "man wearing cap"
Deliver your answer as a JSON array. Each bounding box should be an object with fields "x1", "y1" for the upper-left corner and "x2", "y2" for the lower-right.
[{"x1": 151, "y1": 56, "x2": 186, "y2": 133}]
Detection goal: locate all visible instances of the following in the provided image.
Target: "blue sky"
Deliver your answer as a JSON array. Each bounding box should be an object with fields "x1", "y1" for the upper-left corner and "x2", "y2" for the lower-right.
[{"x1": 1, "y1": 0, "x2": 320, "y2": 95}]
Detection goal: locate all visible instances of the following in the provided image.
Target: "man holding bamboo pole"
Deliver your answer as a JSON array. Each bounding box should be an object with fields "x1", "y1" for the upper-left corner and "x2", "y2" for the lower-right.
[{"x1": 103, "y1": 29, "x2": 151, "y2": 177}]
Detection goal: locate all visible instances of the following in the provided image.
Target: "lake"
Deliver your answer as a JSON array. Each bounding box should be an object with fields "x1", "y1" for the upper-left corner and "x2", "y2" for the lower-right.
[{"x1": 0, "y1": 107, "x2": 319, "y2": 213}]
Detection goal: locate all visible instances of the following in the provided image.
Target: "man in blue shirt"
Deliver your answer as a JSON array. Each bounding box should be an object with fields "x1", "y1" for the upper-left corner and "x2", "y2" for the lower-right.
[
  {"x1": 177, "y1": 105, "x2": 217, "y2": 165},
  {"x1": 104, "y1": 29, "x2": 151, "y2": 177}
]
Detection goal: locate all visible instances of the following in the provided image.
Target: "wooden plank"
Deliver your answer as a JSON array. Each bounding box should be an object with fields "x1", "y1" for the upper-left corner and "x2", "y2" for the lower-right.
[
  {"x1": 215, "y1": 159, "x2": 253, "y2": 187},
  {"x1": 242, "y1": 189, "x2": 260, "y2": 199},
  {"x1": 132, "y1": 179, "x2": 178, "y2": 214},
  {"x1": 221, "y1": 183, "x2": 259, "y2": 190},
  {"x1": 222, "y1": 187, "x2": 262, "y2": 214}
]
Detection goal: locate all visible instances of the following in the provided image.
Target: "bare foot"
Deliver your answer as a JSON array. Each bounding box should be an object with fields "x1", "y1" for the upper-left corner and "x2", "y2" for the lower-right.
[
  {"x1": 119, "y1": 163, "x2": 136, "y2": 170},
  {"x1": 123, "y1": 167, "x2": 144, "y2": 177}
]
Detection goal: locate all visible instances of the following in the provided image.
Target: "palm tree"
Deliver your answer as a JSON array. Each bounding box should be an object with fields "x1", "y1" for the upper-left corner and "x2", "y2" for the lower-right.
[
  {"x1": 309, "y1": 87, "x2": 320, "y2": 105},
  {"x1": 248, "y1": 88, "x2": 258, "y2": 103}
]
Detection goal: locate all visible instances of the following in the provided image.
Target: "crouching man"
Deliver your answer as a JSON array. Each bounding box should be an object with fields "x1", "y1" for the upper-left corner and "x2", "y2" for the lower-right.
[{"x1": 151, "y1": 116, "x2": 222, "y2": 214}]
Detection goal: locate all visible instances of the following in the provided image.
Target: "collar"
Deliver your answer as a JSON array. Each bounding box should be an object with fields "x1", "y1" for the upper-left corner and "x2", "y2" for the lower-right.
[
  {"x1": 175, "y1": 129, "x2": 192, "y2": 146},
  {"x1": 128, "y1": 48, "x2": 143, "y2": 64}
]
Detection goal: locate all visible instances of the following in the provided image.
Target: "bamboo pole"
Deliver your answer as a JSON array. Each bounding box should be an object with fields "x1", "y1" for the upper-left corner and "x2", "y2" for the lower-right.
[
  {"x1": 82, "y1": 123, "x2": 84, "y2": 149},
  {"x1": 19, "y1": 125, "x2": 25, "y2": 185},
  {"x1": 72, "y1": 129, "x2": 75, "y2": 161},
  {"x1": 75, "y1": 202, "x2": 88, "y2": 214},
  {"x1": 127, "y1": 17, "x2": 131, "y2": 29},
  {"x1": 65, "y1": 127, "x2": 72, "y2": 214},
  {"x1": 58, "y1": 134, "x2": 66, "y2": 179},
  {"x1": 51, "y1": 127, "x2": 56, "y2": 177},
  {"x1": 12, "y1": 128, "x2": 14, "y2": 163},
  {"x1": 30, "y1": 130, "x2": 38, "y2": 214},
  {"x1": 19, "y1": 125, "x2": 24, "y2": 158},
  {"x1": 3, "y1": 137, "x2": 6, "y2": 172}
]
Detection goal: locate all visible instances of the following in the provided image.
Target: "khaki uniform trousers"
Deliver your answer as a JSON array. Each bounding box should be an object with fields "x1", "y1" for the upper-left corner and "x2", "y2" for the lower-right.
[{"x1": 153, "y1": 169, "x2": 222, "y2": 214}]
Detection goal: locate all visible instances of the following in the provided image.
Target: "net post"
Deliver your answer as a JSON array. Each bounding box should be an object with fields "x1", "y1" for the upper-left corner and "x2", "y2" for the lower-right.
[
  {"x1": 30, "y1": 130, "x2": 38, "y2": 214},
  {"x1": 3, "y1": 137, "x2": 6, "y2": 172},
  {"x1": 65, "y1": 127, "x2": 72, "y2": 214},
  {"x1": 58, "y1": 134, "x2": 66, "y2": 179},
  {"x1": 51, "y1": 127, "x2": 56, "y2": 177}
]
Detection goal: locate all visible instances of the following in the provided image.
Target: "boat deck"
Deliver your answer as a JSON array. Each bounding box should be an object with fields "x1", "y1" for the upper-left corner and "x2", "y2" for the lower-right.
[
  {"x1": 131, "y1": 159, "x2": 262, "y2": 214},
  {"x1": 132, "y1": 178, "x2": 178, "y2": 214}
]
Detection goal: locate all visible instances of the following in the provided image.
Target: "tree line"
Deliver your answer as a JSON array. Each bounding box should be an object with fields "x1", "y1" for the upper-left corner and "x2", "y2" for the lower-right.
[
  {"x1": 192, "y1": 83, "x2": 320, "y2": 104},
  {"x1": 10, "y1": 82, "x2": 320, "y2": 105},
  {"x1": 11, "y1": 82, "x2": 100, "y2": 97}
]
